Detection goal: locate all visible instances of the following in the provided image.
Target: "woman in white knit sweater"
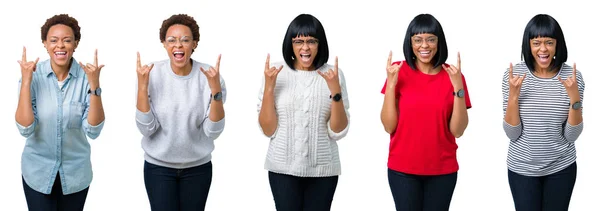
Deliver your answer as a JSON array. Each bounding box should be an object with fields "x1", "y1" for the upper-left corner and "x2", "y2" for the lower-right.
[{"x1": 257, "y1": 13, "x2": 350, "y2": 211}]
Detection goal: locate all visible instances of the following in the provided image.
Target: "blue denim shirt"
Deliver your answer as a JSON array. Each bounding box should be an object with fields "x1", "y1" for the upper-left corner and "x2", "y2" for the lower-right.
[{"x1": 16, "y1": 58, "x2": 104, "y2": 195}]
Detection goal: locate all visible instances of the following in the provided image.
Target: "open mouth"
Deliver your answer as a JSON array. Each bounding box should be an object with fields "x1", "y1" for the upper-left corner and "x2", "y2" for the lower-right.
[
  {"x1": 55, "y1": 51, "x2": 67, "y2": 59},
  {"x1": 173, "y1": 51, "x2": 185, "y2": 61},
  {"x1": 538, "y1": 54, "x2": 550, "y2": 63},
  {"x1": 418, "y1": 50, "x2": 431, "y2": 58},
  {"x1": 300, "y1": 53, "x2": 311, "y2": 62}
]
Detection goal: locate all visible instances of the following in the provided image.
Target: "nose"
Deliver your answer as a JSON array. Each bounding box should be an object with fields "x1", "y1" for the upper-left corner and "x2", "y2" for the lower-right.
[
  {"x1": 301, "y1": 43, "x2": 310, "y2": 50},
  {"x1": 57, "y1": 40, "x2": 65, "y2": 48},
  {"x1": 540, "y1": 43, "x2": 548, "y2": 51}
]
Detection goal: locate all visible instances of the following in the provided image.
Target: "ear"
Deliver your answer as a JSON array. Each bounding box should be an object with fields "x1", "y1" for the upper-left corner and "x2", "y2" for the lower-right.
[
  {"x1": 193, "y1": 41, "x2": 198, "y2": 50},
  {"x1": 74, "y1": 40, "x2": 79, "y2": 51}
]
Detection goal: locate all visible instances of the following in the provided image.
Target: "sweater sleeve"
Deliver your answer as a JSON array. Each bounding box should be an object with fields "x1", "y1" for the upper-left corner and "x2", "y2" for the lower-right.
[
  {"x1": 563, "y1": 70, "x2": 585, "y2": 143},
  {"x1": 502, "y1": 68, "x2": 522, "y2": 141},
  {"x1": 328, "y1": 68, "x2": 350, "y2": 141},
  {"x1": 135, "y1": 74, "x2": 161, "y2": 137}
]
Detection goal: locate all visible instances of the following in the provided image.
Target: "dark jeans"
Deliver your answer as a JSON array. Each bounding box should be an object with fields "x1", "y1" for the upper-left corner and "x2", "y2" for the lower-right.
[
  {"x1": 144, "y1": 161, "x2": 213, "y2": 211},
  {"x1": 508, "y1": 162, "x2": 577, "y2": 211},
  {"x1": 22, "y1": 174, "x2": 89, "y2": 211},
  {"x1": 388, "y1": 169, "x2": 457, "y2": 211},
  {"x1": 268, "y1": 171, "x2": 339, "y2": 211}
]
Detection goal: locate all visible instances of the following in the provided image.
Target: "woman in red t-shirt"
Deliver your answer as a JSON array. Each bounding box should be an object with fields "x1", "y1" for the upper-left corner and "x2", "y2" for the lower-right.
[{"x1": 380, "y1": 14, "x2": 472, "y2": 211}]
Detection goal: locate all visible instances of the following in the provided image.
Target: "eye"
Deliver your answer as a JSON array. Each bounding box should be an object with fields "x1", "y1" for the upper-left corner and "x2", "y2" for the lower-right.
[
  {"x1": 307, "y1": 39, "x2": 318, "y2": 44},
  {"x1": 64, "y1": 39, "x2": 72, "y2": 43},
  {"x1": 50, "y1": 39, "x2": 57, "y2": 43},
  {"x1": 292, "y1": 40, "x2": 303, "y2": 45},
  {"x1": 532, "y1": 42, "x2": 540, "y2": 46},
  {"x1": 546, "y1": 41, "x2": 554, "y2": 46},
  {"x1": 181, "y1": 39, "x2": 191, "y2": 44}
]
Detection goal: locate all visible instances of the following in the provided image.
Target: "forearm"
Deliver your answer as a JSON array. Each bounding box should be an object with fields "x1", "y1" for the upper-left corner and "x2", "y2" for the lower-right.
[
  {"x1": 567, "y1": 96, "x2": 583, "y2": 125},
  {"x1": 209, "y1": 88, "x2": 225, "y2": 121},
  {"x1": 259, "y1": 88, "x2": 278, "y2": 136},
  {"x1": 381, "y1": 85, "x2": 398, "y2": 134},
  {"x1": 16, "y1": 81, "x2": 34, "y2": 126},
  {"x1": 87, "y1": 94, "x2": 105, "y2": 126},
  {"x1": 449, "y1": 95, "x2": 468, "y2": 138},
  {"x1": 137, "y1": 84, "x2": 150, "y2": 112},
  {"x1": 504, "y1": 95, "x2": 521, "y2": 126},
  {"x1": 329, "y1": 99, "x2": 348, "y2": 133}
]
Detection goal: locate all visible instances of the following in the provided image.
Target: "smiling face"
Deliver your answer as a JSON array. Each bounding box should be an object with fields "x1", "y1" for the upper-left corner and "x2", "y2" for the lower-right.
[
  {"x1": 411, "y1": 33, "x2": 438, "y2": 65},
  {"x1": 292, "y1": 35, "x2": 319, "y2": 70},
  {"x1": 163, "y1": 24, "x2": 197, "y2": 70},
  {"x1": 530, "y1": 36, "x2": 556, "y2": 70},
  {"x1": 43, "y1": 24, "x2": 78, "y2": 69}
]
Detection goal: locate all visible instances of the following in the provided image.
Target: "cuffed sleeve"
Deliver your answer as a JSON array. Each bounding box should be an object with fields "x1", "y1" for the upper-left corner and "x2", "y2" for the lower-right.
[
  {"x1": 83, "y1": 119, "x2": 104, "y2": 139},
  {"x1": 503, "y1": 120, "x2": 522, "y2": 141},
  {"x1": 136, "y1": 108, "x2": 160, "y2": 137},
  {"x1": 16, "y1": 120, "x2": 37, "y2": 138},
  {"x1": 563, "y1": 122, "x2": 583, "y2": 143}
]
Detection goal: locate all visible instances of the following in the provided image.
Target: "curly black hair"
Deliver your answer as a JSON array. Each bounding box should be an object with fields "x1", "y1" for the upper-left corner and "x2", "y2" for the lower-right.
[
  {"x1": 159, "y1": 14, "x2": 200, "y2": 42},
  {"x1": 40, "y1": 14, "x2": 81, "y2": 42}
]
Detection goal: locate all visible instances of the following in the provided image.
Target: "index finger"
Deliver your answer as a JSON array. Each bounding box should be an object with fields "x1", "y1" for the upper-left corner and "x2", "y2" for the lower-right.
[
  {"x1": 457, "y1": 52, "x2": 461, "y2": 70},
  {"x1": 387, "y1": 51, "x2": 392, "y2": 66},
  {"x1": 334, "y1": 56, "x2": 338, "y2": 72},
  {"x1": 215, "y1": 54, "x2": 221, "y2": 71},
  {"x1": 265, "y1": 53, "x2": 270, "y2": 70},
  {"x1": 509, "y1": 62, "x2": 513, "y2": 78},
  {"x1": 137, "y1": 52, "x2": 141, "y2": 68},
  {"x1": 94, "y1": 49, "x2": 98, "y2": 66},
  {"x1": 22, "y1": 46, "x2": 27, "y2": 62},
  {"x1": 573, "y1": 63, "x2": 576, "y2": 77}
]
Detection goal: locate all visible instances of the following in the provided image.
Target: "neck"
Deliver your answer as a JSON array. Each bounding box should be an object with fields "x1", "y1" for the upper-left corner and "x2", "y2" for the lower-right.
[
  {"x1": 534, "y1": 64, "x2": 556, "y2": 78},
  {"x1": 171, "y1": 61, "x2": 192, "y2": 76},
  {"x1": 294, "y1": 61, "x2": 315, "y2": 71},
  {"x1": 416, "y1": 61, "x2": 439, "y2": 75},
  {"x1": 52, "y1": 59, "x2": 71, "y2": 81}
]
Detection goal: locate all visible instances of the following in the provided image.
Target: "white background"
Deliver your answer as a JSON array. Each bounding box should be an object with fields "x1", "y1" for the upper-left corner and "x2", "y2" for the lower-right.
[{"x1": 0, "y1": 0, "x2": 597, "y2": 210}]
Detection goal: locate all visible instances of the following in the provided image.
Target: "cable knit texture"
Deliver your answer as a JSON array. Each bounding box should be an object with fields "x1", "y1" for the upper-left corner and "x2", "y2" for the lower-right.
[{"x1": 258, "y1": 61, "x2": 350, "y2": 177}]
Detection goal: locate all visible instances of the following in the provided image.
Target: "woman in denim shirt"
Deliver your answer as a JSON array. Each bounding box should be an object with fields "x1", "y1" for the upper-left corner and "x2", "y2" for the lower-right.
[{"x1": 15, "y1": 14, "x2": 105, "y2": 211}]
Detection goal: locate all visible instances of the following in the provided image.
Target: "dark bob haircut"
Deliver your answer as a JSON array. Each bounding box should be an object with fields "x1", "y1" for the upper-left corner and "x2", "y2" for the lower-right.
[
  {"x1": 282, "y1": 14, "x2": 329, "y2": 70},
  {"x1": 403, "y1": 14, "x2": 448, "y2": 71},
  {"x1": 160, "y1": 14, "x2": 200, "y2": 52},
  {"x1": 41, "y1": 14, "x2": 81, "y2": 42},
  {"x1": 521, "y1": 14, "x2": 567, "y2": 72}
]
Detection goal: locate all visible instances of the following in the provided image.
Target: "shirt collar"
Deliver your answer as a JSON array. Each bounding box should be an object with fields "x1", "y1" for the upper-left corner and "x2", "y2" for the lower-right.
[{"x1": 43, "y1": 58, "x2": 80, "y2": 78}]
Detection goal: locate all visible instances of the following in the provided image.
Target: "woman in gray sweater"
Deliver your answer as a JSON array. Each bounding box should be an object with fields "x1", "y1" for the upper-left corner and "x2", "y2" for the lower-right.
[{"x1": 135, "y1": 14, "x2": 226, "y2": 211}]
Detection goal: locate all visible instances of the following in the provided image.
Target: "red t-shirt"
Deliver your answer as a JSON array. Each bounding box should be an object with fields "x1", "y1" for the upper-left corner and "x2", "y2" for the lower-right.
[{"x1": 381, "y1": 61, "x2": 472, "y2": 175}]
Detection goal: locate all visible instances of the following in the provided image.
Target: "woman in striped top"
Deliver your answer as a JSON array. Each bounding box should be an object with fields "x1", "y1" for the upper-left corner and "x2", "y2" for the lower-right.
[{"x1": 503, "y1": 14, "x2": 585, "y2": 211}]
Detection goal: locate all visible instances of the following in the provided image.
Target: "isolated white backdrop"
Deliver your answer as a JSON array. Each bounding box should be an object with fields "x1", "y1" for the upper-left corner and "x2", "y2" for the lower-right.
[{"x1": 0, "y1": 0, "x2": 597, "y2": 210}]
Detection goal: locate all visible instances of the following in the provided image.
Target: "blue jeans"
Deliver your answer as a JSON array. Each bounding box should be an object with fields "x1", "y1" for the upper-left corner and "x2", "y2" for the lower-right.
[
  {"x1": 508, "y1": 162, "x2": 577, "y2": 211},
  {"x1": 22, "y1": 174, "x2": 89, "y2": 211},
  {"x1": 388, "y1": 169, "x2": 457, "y2": 211},
  {"x1": 268, "y1": 171, "x2": 339, "y2": 211},
  {"x1": 144, "y1": 161, "x2": 213, "y2": 211}
]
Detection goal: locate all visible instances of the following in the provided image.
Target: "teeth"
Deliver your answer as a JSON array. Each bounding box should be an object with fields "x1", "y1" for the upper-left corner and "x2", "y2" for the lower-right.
[
  {"x1": 55, "y1": 52, "x2": 66, "y2": 55},
  {"x1": 419, "y1": 51, "x2": 431, "y2": 55},
  {"x1": 174, "y1": 52, "x2": 184, "y2": 55}
]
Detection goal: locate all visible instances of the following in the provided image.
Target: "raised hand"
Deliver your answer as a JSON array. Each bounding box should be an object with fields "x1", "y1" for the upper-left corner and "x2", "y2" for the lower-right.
[
  {"x1": 443, "y1": 52, "x2": 463, "y2": 89},
  {"x1": 136, "y1": 52, "x2": 154, "y2": 87},
  {"x1": 317, "y1": 56, "x2": 341, "y2": 93},
  {"x1": 508, "y1": 62, "x2": 525, "y2": 98},
  {"x1": 558, "y1": 63, "x2": 580, "y2": 101},
  {"x1": 386, "y1": 51, "x2": 401, "y2": 86},
  {"x1": 79, "y1": 49, "x2": 105, "y2": 88},
  {"x1": 263, "y1": 54, "x2": 283, "y2": 91},
  {"x1": 17, "y1": 46, "x2": 39, "y2": 82},
  {"x1": 200, "y1": 54, "x2": 222, "y2": 92}
]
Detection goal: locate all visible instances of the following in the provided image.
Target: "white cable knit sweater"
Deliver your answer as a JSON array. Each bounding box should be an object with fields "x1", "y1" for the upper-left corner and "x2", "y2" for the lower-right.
[{"x1": 257, "y1": 61, "x2": 350, "y2": 177}]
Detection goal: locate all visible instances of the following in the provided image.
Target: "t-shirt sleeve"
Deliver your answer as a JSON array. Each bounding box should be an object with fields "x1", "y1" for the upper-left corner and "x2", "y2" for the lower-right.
[{"x1": 461, "y1": 73, "x2": 472, "y2": 109}]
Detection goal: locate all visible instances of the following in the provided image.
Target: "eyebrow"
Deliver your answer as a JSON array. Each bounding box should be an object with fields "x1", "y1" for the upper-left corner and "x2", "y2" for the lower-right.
[
  {"x1": 412, "y1": 36, "x2": 437, "y2": 39},
  {"x1": 48, "y1": 36, "x2": 73, "y2": 39}
]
